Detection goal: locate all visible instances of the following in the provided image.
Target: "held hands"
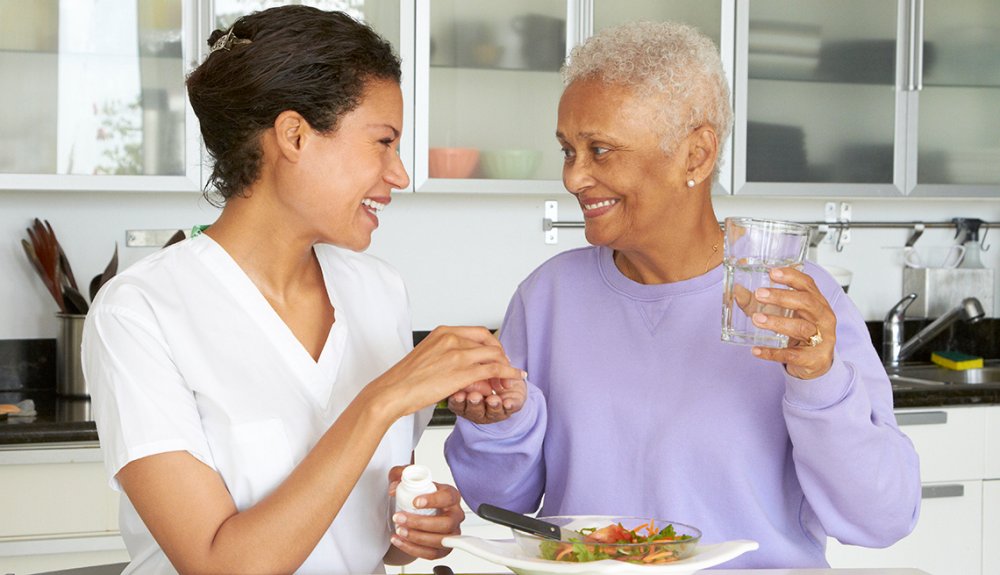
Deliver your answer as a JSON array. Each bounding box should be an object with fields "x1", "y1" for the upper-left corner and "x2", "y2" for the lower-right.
[
  {"x1": 448, "y1": 377, "x2": 526, "y2": 424},
  {"x1": 388, "y1": 466, "x2": 464, "y2": 560},
  {"x1": 373, "y1": 326, "x2": 526, "y2": 420},
  {"x1": 749, "y1": 267, "x2": 836, "y2": 380}
]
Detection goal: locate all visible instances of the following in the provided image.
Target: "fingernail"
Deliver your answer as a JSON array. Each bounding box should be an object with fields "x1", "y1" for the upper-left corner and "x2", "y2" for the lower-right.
[
  {"x1": 414, "y1": 498, "x2": 426, "y2": 508},
  {"x1": 753, "y1": 313, "x2": 767, "y2": 324},
  {"x1": 393, "y1": 513, "x2": 405, "y2": 524},
  {"x1": 504, "y1": 400, "x2": 512, "y2": 409},
  {"x1": 469, "y1": 396, "x2": 480, "y2": 405},
  {"x1": 772, "y1": 268, "x2": 784, "y2": 278},
  {"x1": 752, "y1": 347, "x2": 763, "y2": 356},
  {"x1": 396, "y1": 526, "x2": 408, "y2": 538},
  {"x1": 521, "y1": 371, "x2": 528, "y2": 379},
  {"x1": 757, "y1": 288, "x2": 770, "y2": 298},
  {"x1": 391, "y1": 536, "x2": 402, "y2": 547}
]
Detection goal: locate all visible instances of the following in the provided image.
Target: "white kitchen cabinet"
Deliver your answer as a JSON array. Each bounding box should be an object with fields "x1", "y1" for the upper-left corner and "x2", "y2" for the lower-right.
[
  {"x1": 985, "y1": 406, "x2": 1000, "y2": 479},
  {"x1": 826, "y1": 406, "x2": 987, "y2": 574},
  {"x1": 733, "y1": 0, "x2": 1000, "y2": 197},
  {"x1": 983, "y1": 481, "x2": 1000, "y2": 575},
  {"x1": 0, "y1": 0, "x2": 202, "y2": 193},
  {"x1": 827, "y1": 480, "x2": 982, "y2": 575},
  {"x1": 0, "y1": 444, "x2": 128, "y2": 574},
  {"x1": 413, "y1": 0, "x2": 733, "y2": 194},
  {"x1": 983, "y1": 407, "x2": 1000, "y2": 574}
]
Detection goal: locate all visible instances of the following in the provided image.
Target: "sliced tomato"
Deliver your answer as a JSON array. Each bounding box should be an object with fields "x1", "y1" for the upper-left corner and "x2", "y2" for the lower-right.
[{"x1": 588, "y1": 523, "x2": 633, "y2": 544}]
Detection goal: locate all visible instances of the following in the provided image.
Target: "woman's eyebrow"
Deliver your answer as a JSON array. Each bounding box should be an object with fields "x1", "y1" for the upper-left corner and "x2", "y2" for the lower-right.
[
  {"x1": 556, "y1": 130, "x2": 603, "y2": 140},
  {"x1": 370, "y1": 124, "x2": 401, "y2": 138}
]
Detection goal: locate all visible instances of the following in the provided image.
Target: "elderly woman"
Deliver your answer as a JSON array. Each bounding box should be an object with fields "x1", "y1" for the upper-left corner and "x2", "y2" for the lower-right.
[
  {"x1": 82, "y1": 6, "x2": 523, "y2": 574},
  {"x1": 445, "y1": 21, "x2": 920, "y2": 568}
]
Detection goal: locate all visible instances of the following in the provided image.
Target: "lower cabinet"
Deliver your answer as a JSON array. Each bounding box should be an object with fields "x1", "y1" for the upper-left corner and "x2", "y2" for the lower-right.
[
  {"x1": 826, "y1": 480, "x2": 982, "y2": 575},
  {"x1": 0, "y1": 444, "x2": 128, "y2": 574},
  {"x1": 827, "y1": 406, "x2": 988, "y2": 575},
  {"x1": 984, "y1": 480, "x2": 1000, "y2": 575}
]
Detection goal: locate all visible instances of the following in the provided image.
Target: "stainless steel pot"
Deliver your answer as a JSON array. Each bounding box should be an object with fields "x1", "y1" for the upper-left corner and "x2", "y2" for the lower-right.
[{"x1": 56, "y1": 313, "x2": 88, "y2": 397}]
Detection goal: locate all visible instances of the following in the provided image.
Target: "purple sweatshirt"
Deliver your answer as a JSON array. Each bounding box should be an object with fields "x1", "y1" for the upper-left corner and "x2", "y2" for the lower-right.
[{"x1": 445, "y1": 245, "x2": 920, "y2": 568}]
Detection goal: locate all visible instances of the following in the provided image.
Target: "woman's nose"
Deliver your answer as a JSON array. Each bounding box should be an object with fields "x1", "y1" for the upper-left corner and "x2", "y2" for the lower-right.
[
  {"x1": 386, "y1": 150, "x2": 410, "y2": 190},
  {"x1": 563, "y1": 160, "x2": 594, "y2": 195}
]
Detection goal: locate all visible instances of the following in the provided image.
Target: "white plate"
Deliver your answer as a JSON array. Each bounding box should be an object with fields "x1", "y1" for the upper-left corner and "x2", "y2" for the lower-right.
[{"x1": 443, "y1": 535, "x2": 759, "y2": 575}]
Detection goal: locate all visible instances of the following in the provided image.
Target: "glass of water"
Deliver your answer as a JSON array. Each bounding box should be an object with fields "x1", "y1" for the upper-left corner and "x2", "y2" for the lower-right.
[{"x1": 721, "y1": 217, "x2": 811, "y2": 348}]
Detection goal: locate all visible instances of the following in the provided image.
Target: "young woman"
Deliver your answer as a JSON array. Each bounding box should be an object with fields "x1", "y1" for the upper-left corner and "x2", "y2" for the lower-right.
[{"x1": 82, "y1": 6, "x2": 523, "y2": 574}]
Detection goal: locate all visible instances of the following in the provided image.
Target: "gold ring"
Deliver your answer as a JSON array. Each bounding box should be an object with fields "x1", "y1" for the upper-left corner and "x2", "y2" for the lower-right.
[{"x1": 807, "y1": 326, "x2": 823, "y2": 347}]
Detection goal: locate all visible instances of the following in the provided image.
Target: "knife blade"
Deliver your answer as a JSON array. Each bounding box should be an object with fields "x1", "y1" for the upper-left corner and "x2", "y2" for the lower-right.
[{"x1": 477, "y1": 503, "x2": 587, "y2": 542}]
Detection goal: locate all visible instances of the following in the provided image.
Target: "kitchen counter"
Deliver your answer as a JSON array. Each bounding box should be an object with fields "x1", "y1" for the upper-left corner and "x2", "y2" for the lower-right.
[
  {"x1": 2, "y1": 381, "x2": 1000, "y2": 446},
  {"x1": 29, "y1": 565, "x2": 930, "y2": 575}
]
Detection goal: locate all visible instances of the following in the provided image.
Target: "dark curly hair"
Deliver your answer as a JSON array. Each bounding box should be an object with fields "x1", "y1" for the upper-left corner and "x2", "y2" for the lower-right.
[{"x1": 186, "y1": 5, "x2": 401, "y2": 203}]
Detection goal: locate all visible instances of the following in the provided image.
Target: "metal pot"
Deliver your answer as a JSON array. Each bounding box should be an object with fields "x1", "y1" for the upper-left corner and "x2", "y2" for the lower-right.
[{"x1": 56, "y1": 313, "x2": 88, "y2": 397}]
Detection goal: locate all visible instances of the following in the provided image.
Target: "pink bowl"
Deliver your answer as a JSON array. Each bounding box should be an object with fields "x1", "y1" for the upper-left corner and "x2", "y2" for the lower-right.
[{"x1": 429, "y1": 147, "x2": 479, "y2": 179}]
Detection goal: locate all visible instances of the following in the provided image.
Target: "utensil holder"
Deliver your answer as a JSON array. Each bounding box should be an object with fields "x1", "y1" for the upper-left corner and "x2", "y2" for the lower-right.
[{"x1": 56, "y1": 313, "x2": 88, "y2": 397}]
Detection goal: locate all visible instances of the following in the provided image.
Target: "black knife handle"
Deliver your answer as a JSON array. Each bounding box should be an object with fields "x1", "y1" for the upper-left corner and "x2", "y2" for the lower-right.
[{"x1": 477, "y1": 503, "x2": 560, "y2": 540}]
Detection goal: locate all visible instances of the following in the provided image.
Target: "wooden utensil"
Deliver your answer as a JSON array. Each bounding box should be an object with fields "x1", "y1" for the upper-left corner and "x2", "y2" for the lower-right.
[{"x1": 89, "y1": 244, "x2": 119, "y2": 301}]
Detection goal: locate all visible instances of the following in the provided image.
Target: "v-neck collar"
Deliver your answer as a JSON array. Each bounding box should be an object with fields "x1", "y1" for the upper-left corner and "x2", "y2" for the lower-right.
[{"x1": 191, "y1": 234, "x2": 346, "y2": 408}]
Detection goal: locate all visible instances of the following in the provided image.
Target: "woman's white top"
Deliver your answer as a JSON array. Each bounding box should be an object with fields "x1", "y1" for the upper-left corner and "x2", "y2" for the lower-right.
[{"x1": 82, "y1": 234, "x2": 431, "y2": 575}]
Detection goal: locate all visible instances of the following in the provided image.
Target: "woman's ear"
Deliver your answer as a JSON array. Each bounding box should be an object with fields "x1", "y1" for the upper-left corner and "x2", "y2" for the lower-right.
[
  {"x1": 272, "y1": 110, "x2": 309, "y2": 161},
  {"x1": 685, "y1": 125, "x2": 719, "y2": 185}
]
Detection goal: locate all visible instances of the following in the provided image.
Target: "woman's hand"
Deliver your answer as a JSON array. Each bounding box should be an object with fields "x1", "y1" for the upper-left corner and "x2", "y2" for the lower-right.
[
  {"x1": 448, "y1": 377, "x2": 526, "y2": 424},
  {"x1": 749, "y1": 266, "x2": 836, "y2": 380},
  {"x1": 387, "y1": 466, "x2": 464, "y2": 561},
  {"x1": 370, "y1": 326, "x2": 527, "y2": 421}
]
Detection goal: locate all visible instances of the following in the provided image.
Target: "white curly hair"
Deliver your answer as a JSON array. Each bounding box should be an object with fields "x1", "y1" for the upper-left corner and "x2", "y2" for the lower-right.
[{"x1": 562, "y1": 21, "x2": 732, "y2": 175}]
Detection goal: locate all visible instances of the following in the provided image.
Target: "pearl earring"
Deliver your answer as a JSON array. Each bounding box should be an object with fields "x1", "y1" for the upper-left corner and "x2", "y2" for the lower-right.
[{"x1": 686, "y1": 179, "x2": 696, "y2": 188}]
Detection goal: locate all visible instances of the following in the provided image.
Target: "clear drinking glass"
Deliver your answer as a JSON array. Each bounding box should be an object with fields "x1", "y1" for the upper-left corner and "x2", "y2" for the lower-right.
[{"x1": 721, "y1": 217, "x2": 810, "y2": 348}]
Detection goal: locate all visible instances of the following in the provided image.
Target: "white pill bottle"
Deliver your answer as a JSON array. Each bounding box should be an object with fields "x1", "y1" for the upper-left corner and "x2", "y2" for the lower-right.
[{"x1": 395, "y1": 464, "x2": 437, "y2": 516}]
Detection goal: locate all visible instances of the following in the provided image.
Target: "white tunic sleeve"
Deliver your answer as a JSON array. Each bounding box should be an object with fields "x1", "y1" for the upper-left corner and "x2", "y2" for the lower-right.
[{"x1": 83, "y1": 298, "x2": 215, "y2": 490}]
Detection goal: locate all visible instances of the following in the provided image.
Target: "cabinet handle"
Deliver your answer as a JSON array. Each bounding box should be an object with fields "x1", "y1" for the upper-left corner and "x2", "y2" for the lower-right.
[
  {"x1": 905, "y1": 0, "x2": 925, "y2": 91},
  {"x1": 895, "y1": 411, "x2": 947, "y2": 426},
  {"x1": 922, "y1": 484, "x2": 964, "y2": 499}
]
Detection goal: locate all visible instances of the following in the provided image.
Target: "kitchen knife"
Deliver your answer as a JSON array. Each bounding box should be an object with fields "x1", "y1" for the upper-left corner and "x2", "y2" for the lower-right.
[{"x1": 477, "y1": 503, "x2": 587, "y2": 542}]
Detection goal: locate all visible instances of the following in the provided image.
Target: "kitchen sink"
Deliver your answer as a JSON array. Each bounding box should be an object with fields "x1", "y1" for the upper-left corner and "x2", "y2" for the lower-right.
[{"x1": 888, "y1": 361, "x2": 1000, "y2": 385}]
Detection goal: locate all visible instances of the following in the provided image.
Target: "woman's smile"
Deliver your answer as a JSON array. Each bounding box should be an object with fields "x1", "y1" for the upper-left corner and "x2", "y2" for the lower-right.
[
  {"x1": 361, "y1": 196, "x2": 390, "y2": 226},
  {"x1": 579, "y1": 197, "x2": 620, "y2": 218}
]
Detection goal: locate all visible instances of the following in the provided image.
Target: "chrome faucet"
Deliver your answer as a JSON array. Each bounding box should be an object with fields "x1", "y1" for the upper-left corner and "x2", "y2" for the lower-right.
[{"x1": 882, "y1": 294, "x2": 985, "y2": 368}]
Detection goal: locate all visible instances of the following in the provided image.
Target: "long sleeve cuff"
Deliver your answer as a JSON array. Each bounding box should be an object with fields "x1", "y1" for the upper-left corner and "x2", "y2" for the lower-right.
[{"x1": 783, "y1": 355, "x2": 855, "y2": 410}]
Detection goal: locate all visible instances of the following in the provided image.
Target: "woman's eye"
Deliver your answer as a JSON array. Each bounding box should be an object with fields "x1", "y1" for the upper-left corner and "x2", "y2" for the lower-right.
[
  {"x1": 560, "y1": 147, "x2": 575, "y2": 160},
  {"x1": 593, "y1": 146, "x2": 610, "y2": 156}
]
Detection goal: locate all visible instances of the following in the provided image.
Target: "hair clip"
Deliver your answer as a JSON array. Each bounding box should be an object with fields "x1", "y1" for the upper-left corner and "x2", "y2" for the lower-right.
[{"x1": 210, "y1": 27, "x2": 252, "y2": 54}]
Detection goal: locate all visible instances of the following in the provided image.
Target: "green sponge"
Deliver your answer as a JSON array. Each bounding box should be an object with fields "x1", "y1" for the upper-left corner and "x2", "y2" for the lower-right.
[{"x1": 931, "y1": 351, "x2": 983, "y2": 370}]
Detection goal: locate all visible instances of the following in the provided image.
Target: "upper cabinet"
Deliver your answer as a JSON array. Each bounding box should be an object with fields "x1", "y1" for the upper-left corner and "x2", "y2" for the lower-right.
[
  {"x1": 732, "y1": 0, "x2": 1000, "y2": 197},
  {"x1": 910, "y1": 0, "x2": 1000, "y2": 196},
  {"x1": 412, "y1": 0, "x2": 732, "y2": 194},
  {"x1": 0, "y1": 0, "x2": 403, "y2": 194},
  {"x1": 4, "y1": 1, "x2": 995, "y2": 197},
  {"x1": 0, "y1": 0, "x2": 201, "y2": 192}
]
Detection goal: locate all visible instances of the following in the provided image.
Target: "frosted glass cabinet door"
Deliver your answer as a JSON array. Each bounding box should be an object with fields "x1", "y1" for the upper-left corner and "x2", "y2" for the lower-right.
[
  {"x1": 734, "y1": 0, "x2": 903, "y2": 196},
  {"x1": 0, "y1": 0, "x2": 200, "y2": 191},
  {"x1": 912, "y1": 0, "x2": 1000, "y2": 193},
  {"x1": 419, "y1": 0, "x2": 566, "y2": 191},
  {"x1": 593, "y1": 0, "x2": 730, "y2": 195}
]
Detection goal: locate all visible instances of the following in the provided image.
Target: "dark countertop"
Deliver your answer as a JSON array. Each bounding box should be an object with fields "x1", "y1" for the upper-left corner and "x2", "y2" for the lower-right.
[{"x1": 3, "y1": 381, "x2": 1000, "y2": 446}]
